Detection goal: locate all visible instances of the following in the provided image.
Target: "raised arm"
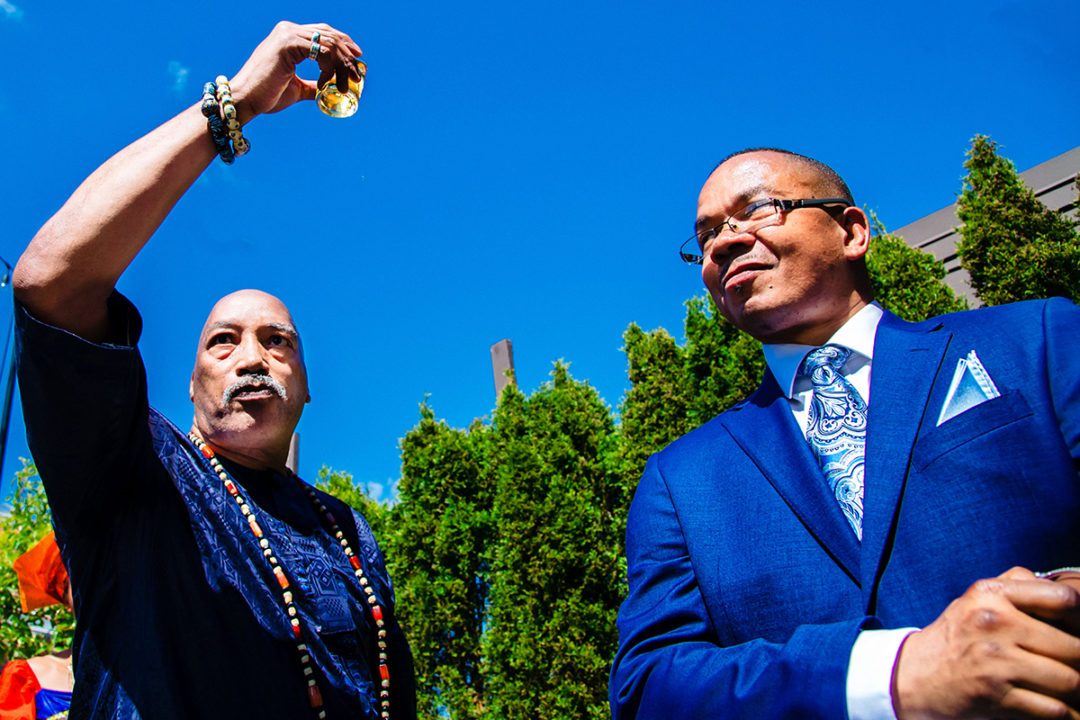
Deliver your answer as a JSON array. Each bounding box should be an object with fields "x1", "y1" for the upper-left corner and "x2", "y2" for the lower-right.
[{"x1": 13, "y1": 21, "x2": 362, "y2": 341}]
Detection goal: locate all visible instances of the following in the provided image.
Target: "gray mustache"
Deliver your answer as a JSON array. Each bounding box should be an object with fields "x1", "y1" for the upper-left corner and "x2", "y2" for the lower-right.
[{"x1": 222, "y1": 374, "x2": 289, "y2": 405}]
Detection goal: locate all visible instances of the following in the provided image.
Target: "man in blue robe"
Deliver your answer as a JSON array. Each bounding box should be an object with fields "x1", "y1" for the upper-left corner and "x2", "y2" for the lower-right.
[{"x1": 15, "y1": 21, "x2": 416, "y2": 720}]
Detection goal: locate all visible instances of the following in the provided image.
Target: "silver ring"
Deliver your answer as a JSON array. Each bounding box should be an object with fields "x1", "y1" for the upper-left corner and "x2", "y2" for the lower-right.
[
  {"x1": 309, "y1": 42, "x2": 321, "y2": 60},
  {"x1": 310, "y1": 31, "x2": 321, "y2": 44}
]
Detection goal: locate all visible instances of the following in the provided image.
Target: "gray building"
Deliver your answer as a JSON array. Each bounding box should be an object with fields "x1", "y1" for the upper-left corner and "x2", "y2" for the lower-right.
[{"x1": 892, "y1": 145, "x2": 1080, "y2": 301}]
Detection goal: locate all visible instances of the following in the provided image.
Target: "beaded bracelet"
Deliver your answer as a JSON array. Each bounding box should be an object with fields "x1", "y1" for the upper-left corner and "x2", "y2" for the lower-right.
[
  {"x1": 214, "y1": 76, "x2": 250, "y2": 157},
  {"x1": 201, "y1": 81, "x2": 234, "y2": 164}
]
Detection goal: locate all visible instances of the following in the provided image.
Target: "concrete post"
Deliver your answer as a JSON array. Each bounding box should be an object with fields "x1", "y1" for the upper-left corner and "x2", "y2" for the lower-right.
[
  {"x1": 286, "y1": 432, "x2": 300, "y2": 475},
  {"x1": 491, "y1": 339, "x2": 515, "y2": 401}
]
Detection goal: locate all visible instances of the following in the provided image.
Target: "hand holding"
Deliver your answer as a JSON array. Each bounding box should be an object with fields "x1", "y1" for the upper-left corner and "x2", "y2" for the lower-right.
[
  {"x1": 893, "y1": 567, "x2": 1080, "y2": 720},
  {"x1": 228, "y1": 21, "x2": 363, "y2": 123},
  {"x1": 1039, "y1": 569, "x2": 1080, "y2": 637}
]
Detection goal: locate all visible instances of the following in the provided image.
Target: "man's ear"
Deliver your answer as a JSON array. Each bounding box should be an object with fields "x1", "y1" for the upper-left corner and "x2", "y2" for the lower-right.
[
  {"x1": 841, "y1": 206, "x2": 871, "y2": 261},
  {"x1": 190, "y1": 374, "x2": 195, "y2": 403}
]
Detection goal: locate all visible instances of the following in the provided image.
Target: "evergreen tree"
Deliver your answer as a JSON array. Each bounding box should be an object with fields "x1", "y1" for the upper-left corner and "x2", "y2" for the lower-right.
[
  {"x1": 615, "y1": 295, "x2": 764, "y2": 483},
  {"x1": 315, "y1": 466, "x2": 390, "y2": 539},
  {"x1": 482, "y1": 366, "x2": 621, "y2": 720},
  {"x1": 867, "y1": 216, "x2": 968, "y2": 321},
  {"x1": 387, "y1": 402, "x2": 493, "y2": 720},
  {"x1": 957, "y1": 135, "x2": 1080, "y2": 306}
]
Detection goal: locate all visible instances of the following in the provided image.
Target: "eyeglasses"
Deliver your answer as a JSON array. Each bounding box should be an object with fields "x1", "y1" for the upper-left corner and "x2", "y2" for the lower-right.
[{"x1": 679, "y1": 197, "x2": 852, "y2": 265}]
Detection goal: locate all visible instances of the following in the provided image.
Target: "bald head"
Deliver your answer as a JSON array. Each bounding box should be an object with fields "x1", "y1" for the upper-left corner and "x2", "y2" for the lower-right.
[
  {"x1": 207, "y1": 289, "x2": 291, "y2": 317},
  {"x1": 713, "y1": 148, "x2": 854, "y2": 205}
]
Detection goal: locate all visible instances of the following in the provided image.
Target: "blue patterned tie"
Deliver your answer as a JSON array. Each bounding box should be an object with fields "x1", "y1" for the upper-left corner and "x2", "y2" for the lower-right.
[{"x1": 799, "y1": 344, "x2": 866, "y2": 540}]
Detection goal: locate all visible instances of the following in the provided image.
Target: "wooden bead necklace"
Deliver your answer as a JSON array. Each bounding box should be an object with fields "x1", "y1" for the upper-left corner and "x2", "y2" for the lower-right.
[{"x1": 188, "y1": 433, "x2": 391, "y2": 719}]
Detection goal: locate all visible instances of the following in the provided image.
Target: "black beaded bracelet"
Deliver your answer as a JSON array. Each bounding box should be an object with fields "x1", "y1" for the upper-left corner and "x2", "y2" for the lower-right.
[{"x1": 201, "y1": 81, "x2": 235, "y2": 164}]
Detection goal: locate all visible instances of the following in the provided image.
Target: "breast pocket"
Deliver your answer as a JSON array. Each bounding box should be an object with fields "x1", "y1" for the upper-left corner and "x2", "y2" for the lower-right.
[{"x1": 912, "y1": 390, "x2": 1033, "y2": 473}]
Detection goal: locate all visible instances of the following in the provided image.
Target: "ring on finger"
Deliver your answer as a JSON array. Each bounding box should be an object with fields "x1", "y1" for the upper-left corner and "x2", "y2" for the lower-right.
[{"x1": 309, "y1": 42, "x2": 321, "y2": 60}]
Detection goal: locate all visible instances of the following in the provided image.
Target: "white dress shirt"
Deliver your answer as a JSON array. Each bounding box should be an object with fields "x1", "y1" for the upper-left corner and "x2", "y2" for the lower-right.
[{"x1": 761, "y1": 302, "x2": 917, "y2": 720}]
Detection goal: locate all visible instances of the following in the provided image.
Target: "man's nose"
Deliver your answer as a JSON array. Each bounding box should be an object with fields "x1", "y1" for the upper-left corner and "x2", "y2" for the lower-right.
[
  {"x1": 707, "y1": 229, "x2": 756, "y2": 263},
  {"x1": 235, "y1": 335, "x2": 269, "y2": 374}
]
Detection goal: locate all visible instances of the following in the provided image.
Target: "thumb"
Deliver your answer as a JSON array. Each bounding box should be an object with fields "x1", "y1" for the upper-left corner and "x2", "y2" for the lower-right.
[{"x1": 295, "y1": 77, "x2": 319, "y2": 102}]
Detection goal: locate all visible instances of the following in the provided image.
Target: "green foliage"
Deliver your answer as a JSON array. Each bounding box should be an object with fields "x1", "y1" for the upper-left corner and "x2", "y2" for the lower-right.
[
  {"x1": 483, "y1": 365, "x2": 620, "y2": 720},
  {"x1": 616, "y1": 295, "x2": 763, "y2": 475},
  {"x1": 866, "y1": 214, "x2": 968, "y2": 321},
  {"x1": 315, "y1": 466, "x2": 390, "y2": 540},
  {"x1": 0, "y1": 461, "x2": 74, "y2": 664},
  {"x1": 957, "y1": 135, "x2": 1080, "y2": 306},
  {"x1": 386, "y1": 402, "x2": 493, "y2": 720}
]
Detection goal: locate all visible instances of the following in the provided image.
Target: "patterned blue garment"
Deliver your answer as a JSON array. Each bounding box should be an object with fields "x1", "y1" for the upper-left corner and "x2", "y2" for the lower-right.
[
  {"x1": 35, "y1": 686, "x2": 71, "y2": 719},
  {"x1": 799, "y1": 344, "x2": 867, "y2": 540},
  {"x1": 16, "y1": 294, "x2": 416, "y2": 720}
]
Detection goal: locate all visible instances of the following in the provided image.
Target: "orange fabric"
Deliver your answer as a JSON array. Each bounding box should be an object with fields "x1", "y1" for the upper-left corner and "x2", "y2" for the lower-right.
[
  {"x1": 12, "y1": 531, "x2": 68, "y2": 612},
  {"x1": 0, "y1": 659, "x2": 39, "y2": 719}
]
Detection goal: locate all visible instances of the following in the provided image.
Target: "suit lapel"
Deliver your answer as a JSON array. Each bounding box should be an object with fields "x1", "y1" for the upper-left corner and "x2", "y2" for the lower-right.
[
  {"x1": 723, "y1": 370, "x2": 861, "y2": 585},
  {"x1": 861, "y1": 312, "x2": 952, "y2": 608}
]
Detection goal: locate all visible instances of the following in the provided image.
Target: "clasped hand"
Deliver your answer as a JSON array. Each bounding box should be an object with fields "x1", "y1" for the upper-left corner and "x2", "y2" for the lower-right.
[
  {"x1": 894, "y1": 567, "x2": 1080, "y2": 720},
  {"x1": 227, "y1": 21, "x2": 364, "y2": 124}
]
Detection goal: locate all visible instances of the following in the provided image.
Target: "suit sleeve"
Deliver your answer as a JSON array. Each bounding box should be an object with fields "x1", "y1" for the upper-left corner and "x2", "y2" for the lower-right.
[
  {"x1": 610, "y1": 454, "x2": 868, "y2": 719},
  {"x1": 1044, "y1": 298, "x2": 1080, "y2": 471}
]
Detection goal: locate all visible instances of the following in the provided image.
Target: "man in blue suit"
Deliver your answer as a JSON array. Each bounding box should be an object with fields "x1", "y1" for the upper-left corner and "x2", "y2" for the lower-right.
[{"x1": 610, "y1": 149, "x2": 1080, "y2": 719}]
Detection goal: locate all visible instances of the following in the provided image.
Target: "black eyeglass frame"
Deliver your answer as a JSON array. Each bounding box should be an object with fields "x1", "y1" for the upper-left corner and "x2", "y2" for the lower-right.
[{"x1": 679, "y1": 197, "x2": 853, "y2": 265}]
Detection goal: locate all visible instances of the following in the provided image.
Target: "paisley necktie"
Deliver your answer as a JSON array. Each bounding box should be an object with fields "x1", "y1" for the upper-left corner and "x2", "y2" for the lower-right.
[{"x1": 799, "y1": 344, "x2": 866, "y2": 540}]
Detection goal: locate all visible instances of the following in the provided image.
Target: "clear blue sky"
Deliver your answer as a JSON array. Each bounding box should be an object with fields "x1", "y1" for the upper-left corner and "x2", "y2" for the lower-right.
[{"x1": 1, "y1": 0, "x2": 1077, "y2": 502}]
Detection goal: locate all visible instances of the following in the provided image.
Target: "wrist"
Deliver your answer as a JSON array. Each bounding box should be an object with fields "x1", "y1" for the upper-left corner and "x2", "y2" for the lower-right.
[
  {"x1": 224, "y1": 72, "x2": 259, "y2": 127},
  {"x1": 891, "y1": 632, "x2": 910, "y2": 719},
  {"x1": 232, "y1": 96, "x2": 258, "y2": 127}
]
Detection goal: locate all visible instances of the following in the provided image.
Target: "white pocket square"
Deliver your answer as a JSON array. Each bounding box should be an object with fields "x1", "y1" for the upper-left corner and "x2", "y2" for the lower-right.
[{"x1": 937, "y1": 350, "x2": 1001, "y2": 426}]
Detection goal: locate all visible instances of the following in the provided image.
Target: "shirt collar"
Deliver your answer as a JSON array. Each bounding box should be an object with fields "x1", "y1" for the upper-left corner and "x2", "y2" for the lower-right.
[{"x1": 761, "y1": 302, "x2": 884, "y2": 399}]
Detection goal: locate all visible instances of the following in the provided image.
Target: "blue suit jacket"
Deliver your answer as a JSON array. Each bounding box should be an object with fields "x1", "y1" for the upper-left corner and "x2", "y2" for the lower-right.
[{"x1": 610, "y1": 299, "x2": 1080, "y2": 719}]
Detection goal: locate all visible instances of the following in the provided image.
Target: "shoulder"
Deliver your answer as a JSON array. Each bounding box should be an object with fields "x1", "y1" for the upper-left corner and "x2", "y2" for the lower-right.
[
  {"x1": 302, "y1": 483, "x2": 382, "y2": 553},
  {"x1": 303, "y1": 482, "x2": 352, "y2": 525},
  {"x1": 879, "y1": 300, "x2": 1075, "y2": 355},
  {"x1": 0, "y1": 659, "x2": 40, "y2": 707},
  {"x1": 900, "y1": 298, "x2": 1071, "y2": 332},
  {"x1": 0, "y1": 659, "x2": 35, "y2": 684},
  {"x1": 653, "y1": 369, "x2": 779, "y2": 466},
  {"x1": 648, "y1": 391, "x2": 762, "y2": 481}
]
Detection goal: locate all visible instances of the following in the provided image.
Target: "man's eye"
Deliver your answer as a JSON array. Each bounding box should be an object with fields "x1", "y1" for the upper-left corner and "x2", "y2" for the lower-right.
[
  {"x1": 268, "y1": 335, "x2": 289, "y2": 347},
  {"x1": 739, "y1": 200, "x2": 774, "y2": 221},
  {"x1": 209, "y1": 334, "x2": 234, "y2": 346},
  {"x1": 697, "y1": 227, "x2": 718, "y2": 249}
]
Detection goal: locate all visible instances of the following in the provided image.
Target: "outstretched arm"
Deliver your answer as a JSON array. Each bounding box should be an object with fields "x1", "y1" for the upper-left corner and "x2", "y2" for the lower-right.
[{"x1": 13, "y1": 21, "x2": 362, "y2": 341}]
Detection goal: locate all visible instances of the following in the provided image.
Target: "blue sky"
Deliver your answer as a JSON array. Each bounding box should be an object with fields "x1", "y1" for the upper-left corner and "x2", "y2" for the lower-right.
[{"x1": 1, "y1": 0, "x2": 1077, "y2": 502}]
